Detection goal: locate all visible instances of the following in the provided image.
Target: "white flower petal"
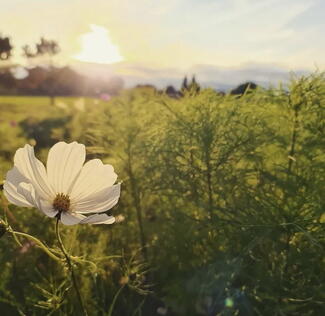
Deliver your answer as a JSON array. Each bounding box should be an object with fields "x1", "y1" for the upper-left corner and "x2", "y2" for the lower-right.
[
  {"x1": 17, "y1": 183, "x2": 57, "y2": 218},
  {"x1": 3, "y1": 167, "x2": 33, "y2": 207},
  {"x1": 81, "y1": 214, "x2": 116, "y2": 225},
  {"x1": 46, "y1": 142, "x2": 85, "y2": 194},
  {"x1": 60, "y1": 212, "x2": 86, "y2": 226},
  {"x1": 5, "y1": 141, "x2": 121, "y2": 227},
  {"x1": 14, "y1": 145, "x2": 54, "y2": 199},
  {"x1": 72, "y1": 183, "x2": 121, "y2": 214},
  {"x1": 16, "y1": 182, "x2": 37, "y2": 207},
  {"x1": 70, "y1": 159, "x2": 117, "y2": 201},
  {"x1": 37, "y1": 199, "x2": 58, "y2": 218}
]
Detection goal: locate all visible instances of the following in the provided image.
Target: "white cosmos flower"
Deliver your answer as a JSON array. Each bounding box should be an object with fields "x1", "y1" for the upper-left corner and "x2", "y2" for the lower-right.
[{"x1": 4, "y1": 141, "x2": 120, "y2": 225}]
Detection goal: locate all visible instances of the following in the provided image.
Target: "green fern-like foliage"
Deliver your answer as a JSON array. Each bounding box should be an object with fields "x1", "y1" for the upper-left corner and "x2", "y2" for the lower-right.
[{"x1": 0, "y1": 73, "x2": 324, "y2": 315}]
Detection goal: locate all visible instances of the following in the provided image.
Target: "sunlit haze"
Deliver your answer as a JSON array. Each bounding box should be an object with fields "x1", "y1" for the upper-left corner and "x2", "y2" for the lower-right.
[
  {"x1": 1, "y1": 0, "x2": 325, "y2": 87},
  {"x1": 74, "y1": 24, "x2": 123, "y2": 64}
]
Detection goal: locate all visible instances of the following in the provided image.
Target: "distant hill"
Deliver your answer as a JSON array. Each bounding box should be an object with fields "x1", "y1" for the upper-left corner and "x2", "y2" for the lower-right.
[{"x1": 71, "y1": 60, "x2": 309, "y2": 91}]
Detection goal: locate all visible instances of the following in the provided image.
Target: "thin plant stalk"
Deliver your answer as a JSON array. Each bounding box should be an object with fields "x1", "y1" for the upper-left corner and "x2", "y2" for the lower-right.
[
  {"x1": 55, "y1": 217, "x2": 88, "y2": 316},
  {"x1": 107, "y1": 284, "x2": 125, "y2": 316},
  {"x1": 12, "y1": 230, "x2": 61, "y2": 262},
  {"x1": 126, "y1": 146, "x2": 148, "y2": 262},
  {"x1": 287, "y1": 105, "x2": 299, "y2": 175}
]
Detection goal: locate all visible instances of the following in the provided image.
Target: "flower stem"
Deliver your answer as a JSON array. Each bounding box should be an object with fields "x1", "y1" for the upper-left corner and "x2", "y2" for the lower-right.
[
  {"x1": 55, "y1": 217, "x2": 88, "y2": 316},
  {"x1": 108, "y1": 284, "x2": 125, "y2": 316},
  {"x1": 12, "y1": 230, "x2": 61, "y2": 261}
]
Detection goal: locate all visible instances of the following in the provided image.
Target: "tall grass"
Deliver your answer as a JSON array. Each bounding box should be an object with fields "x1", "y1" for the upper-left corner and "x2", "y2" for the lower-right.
[{"x1": 0, "y1": 73, "x2": 324, "y2": 315}]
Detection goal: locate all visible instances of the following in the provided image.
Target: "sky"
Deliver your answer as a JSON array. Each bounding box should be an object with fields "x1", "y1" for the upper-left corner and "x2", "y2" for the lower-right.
[{"x1": 0, "y1": 0, "x2": 324, "y2": 88}]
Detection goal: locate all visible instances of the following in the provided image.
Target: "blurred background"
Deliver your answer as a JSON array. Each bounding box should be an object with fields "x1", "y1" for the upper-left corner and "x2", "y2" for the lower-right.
[
  {"x1": 1, "y1": 0, "x2": 325, "y2": 93},
  {"x1": 0, "y1": 1, "x2": 324, "y2": 315}
]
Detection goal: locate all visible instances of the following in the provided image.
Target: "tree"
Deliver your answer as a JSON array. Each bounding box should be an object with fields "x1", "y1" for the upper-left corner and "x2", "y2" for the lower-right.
[
  {"x1": 181, "y1": 75, "x2": 201, "y2": 96},
  {"x1": 230, "y1": 81, "x2": 257, "y2": 96},
  {"x1": 35, "y1": 37, "x2": 60, "y2": 56},
  {"x1": 22, "y1": 37, "x2": 60, "y2": 104},
  {"x1": 181, "y1": 75, "x2": 188, "y2": 93},
  {"x1": 22, "y1": 44, "x2": 35, "y2": 59},
  {"x1": 22, "y1": 37, "x2": 60, "y2": 60},
  {"x1": 188, "y1": 75, "x2": 200, "y2": 95},
  {"x1": 165, "y1": 85, "x2": 182, "y2": 98},
  {"x1": 0, "y1": 36, "x2": 13, "y2": 61}
]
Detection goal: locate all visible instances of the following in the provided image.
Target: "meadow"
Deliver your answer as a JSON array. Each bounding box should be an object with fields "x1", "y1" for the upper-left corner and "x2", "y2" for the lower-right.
[{"x1": 0, "y1": 73, "x2": 324, "y2": 316}]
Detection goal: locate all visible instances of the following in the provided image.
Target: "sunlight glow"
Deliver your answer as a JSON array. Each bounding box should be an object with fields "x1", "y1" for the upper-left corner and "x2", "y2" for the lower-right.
[{"x1": 74, "y1": 24, "x2": 123, "y2": 64}]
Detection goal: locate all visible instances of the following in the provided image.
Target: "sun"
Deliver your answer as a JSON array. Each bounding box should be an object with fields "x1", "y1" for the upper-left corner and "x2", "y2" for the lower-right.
[{"x1": 73, "y1": 24, "x2": 123, "y2": 64}]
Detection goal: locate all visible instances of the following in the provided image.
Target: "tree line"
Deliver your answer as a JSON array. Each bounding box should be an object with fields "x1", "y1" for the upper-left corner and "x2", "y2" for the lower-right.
[{"x1": 0, "y1": 33, "x2": 257, "y2": 99}]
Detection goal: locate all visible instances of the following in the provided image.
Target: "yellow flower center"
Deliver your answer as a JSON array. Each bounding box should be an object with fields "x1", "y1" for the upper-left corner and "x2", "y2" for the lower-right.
[{"x1": 53, "y1": 193, "x2": 70, "y2": 213}]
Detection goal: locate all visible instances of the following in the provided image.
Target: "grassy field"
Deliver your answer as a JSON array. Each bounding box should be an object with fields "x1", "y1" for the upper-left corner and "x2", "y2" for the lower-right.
[
  {"x1": 0, "y1": 96, "x2": 107, "y2": 180},
  {"x1": 0, "y1": 96, "x2": 98, "y2": 121},
  {"x1": 0, "y1": 74, "x2": 324, "y2": 315}
]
